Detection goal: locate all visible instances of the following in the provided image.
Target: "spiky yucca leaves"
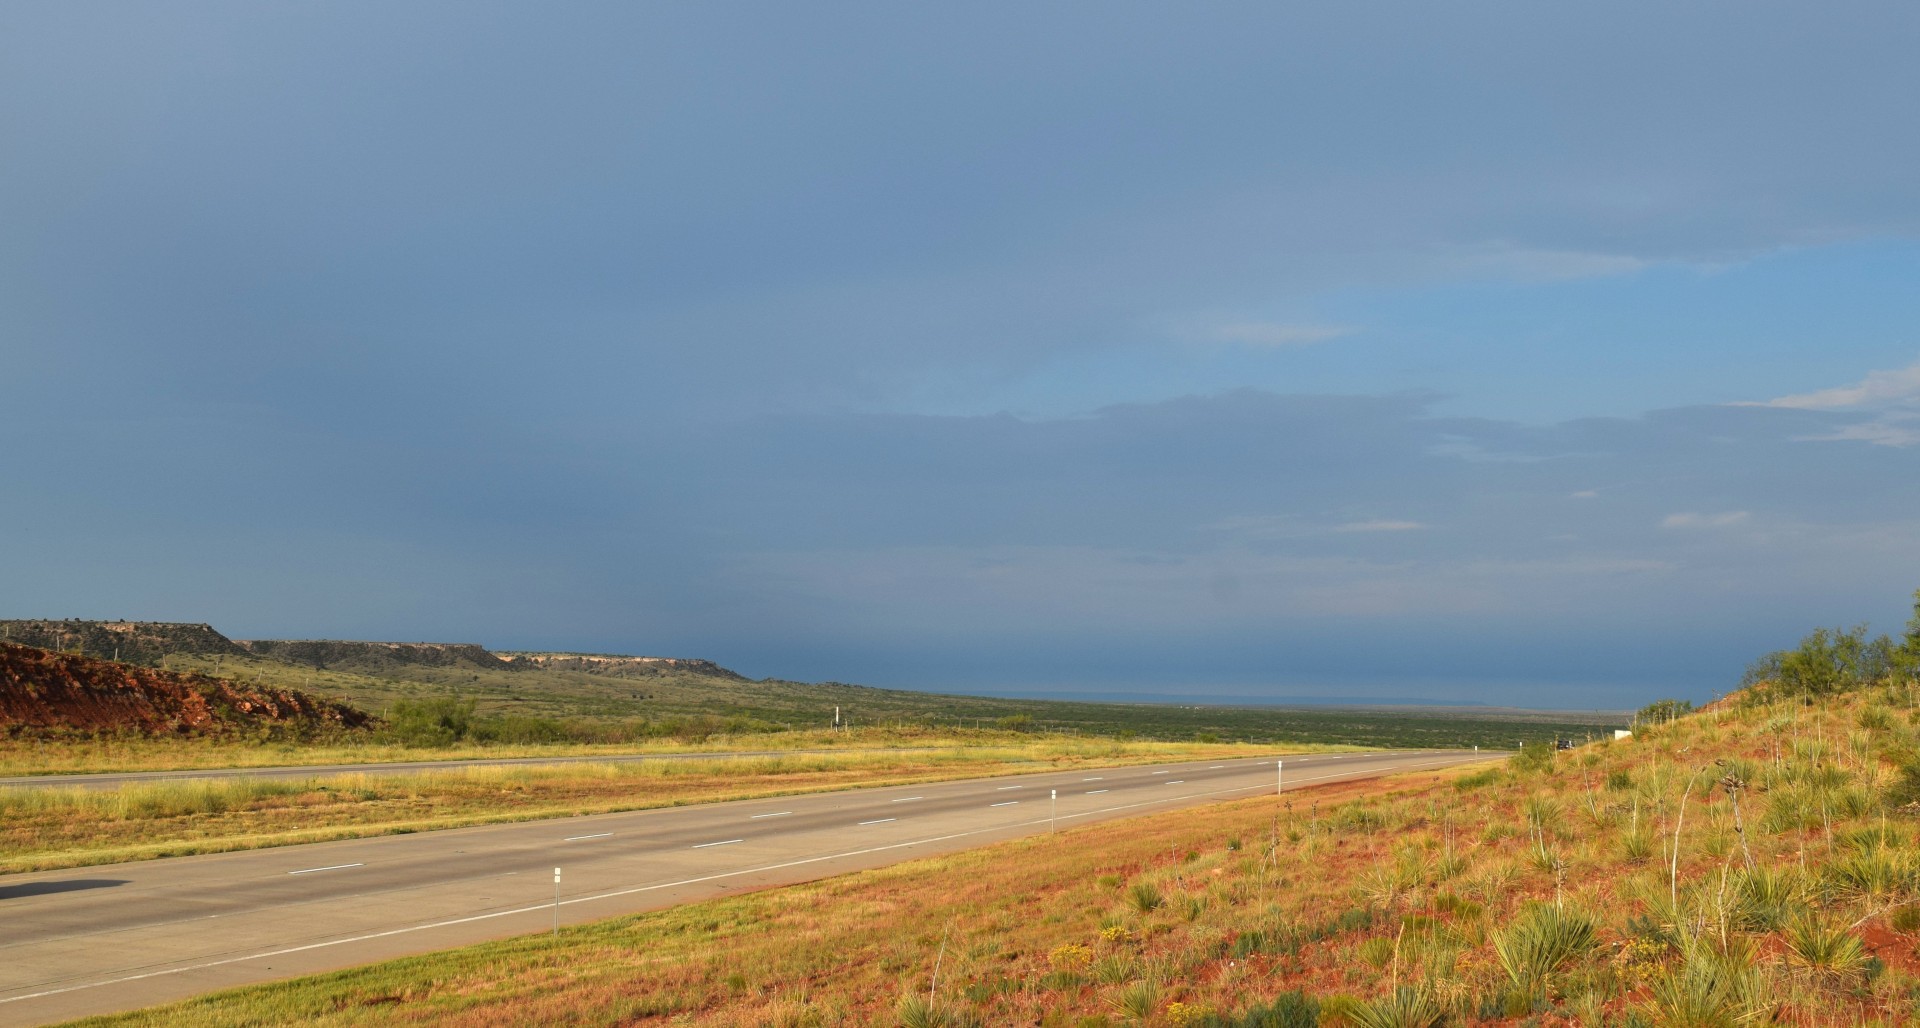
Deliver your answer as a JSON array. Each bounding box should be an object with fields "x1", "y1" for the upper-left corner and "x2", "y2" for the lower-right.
[
  {"x1": 1782, "y1": 914, "x2": 1872, "y2": 985},
  {"x1": 1344, "y1": 986, "x2": 1446, "y2": 1028},
  {"x1": 896, "y1": 995, "x2": 979, "y2": 1028},
  {"x1": 1646, "y1": 936, "x2": 1770, "y2": 1028},
  {"x1": 1125, "y1": 881, "x2": 1165, "y2": 914},
  {"x1": 1108, "y1": 978, "x2": 1162, "y2": 1023},
  {"x1": 1732, "y1": 865, "x2": 1806, "y2": 931},
  {"x1": 1491, "y1": 904, "x2": 1597, "y2": 996},
  {"x1": 1825, "y1": 846, "x2": 1916, "y2": 902}
]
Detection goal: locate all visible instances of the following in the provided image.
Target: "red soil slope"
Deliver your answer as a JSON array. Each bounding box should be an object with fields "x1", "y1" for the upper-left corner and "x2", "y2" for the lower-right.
[{"x1": 0, "y1": 642, "x2": 372, "y2": 736}]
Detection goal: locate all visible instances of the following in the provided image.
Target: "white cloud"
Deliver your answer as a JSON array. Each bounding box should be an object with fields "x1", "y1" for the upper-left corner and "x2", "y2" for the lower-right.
[
  {"x1": 1212, "y1": 322, "x2": 1356, "y2": 348},
  {"x1": 1660, "y1": 511, "x2": 1750, "y2": 529},
  {"x1": 1334, "y1": 519, "x2": 1426, "y2": 533},
  {"x1": 1750, "y1": 360, "x2": 1920, "y2": 410}
]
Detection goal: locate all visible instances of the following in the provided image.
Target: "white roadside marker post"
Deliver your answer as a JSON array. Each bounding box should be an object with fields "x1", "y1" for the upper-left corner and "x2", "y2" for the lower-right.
[
  {"x1": 1277, "y1": 759, "x2": 1283, "y2": 797},
  {"x1": 553, "y1": 867, "x2": 561, "y2": 937},
  {"x1": 1051, "y1": 789, "x2": 1057, "y2": 834}
]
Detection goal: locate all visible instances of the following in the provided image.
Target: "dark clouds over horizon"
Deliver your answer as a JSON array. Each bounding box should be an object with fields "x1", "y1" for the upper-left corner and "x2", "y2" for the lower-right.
[{"x1": 5, "y1": 3, "x2": 1920, "y2": 708}]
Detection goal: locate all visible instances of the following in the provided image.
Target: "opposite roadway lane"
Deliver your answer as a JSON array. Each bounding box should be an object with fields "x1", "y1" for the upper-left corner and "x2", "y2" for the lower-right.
[{"x1": 0, "y1": 748, "x2": 1495, "y2": 1026}]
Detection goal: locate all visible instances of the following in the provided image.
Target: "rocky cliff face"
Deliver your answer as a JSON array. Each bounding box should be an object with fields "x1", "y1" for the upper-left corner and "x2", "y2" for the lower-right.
[
  {"x1": 0, "y1": 620, "x2": 247, "y2": 665},
  {"x1": 0, "y1": 642, "x2": 373, "y2": 736},
  {"x1": 235, "y1": 640, "x2": 515, "y2": 672},
  {"x1": 500, "y1": 652, "x2": 746, "y2": 680}
]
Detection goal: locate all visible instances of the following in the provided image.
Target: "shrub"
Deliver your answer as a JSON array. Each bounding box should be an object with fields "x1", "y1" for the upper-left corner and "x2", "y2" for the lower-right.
[{"x1": 1510, "y1": 741, "x2": 1555, "y2": 774}]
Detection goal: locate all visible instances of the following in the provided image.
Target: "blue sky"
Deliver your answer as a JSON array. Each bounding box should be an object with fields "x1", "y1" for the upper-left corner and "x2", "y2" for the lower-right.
[{"x1": 5, "y1": 3, "x2": 1919, "y2": 707}]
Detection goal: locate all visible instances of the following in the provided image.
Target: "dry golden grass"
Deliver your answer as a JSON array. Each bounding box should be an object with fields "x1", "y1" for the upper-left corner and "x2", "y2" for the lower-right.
[{"x1": 0, "y1": 727, "x2": 1068, "y2": 777}]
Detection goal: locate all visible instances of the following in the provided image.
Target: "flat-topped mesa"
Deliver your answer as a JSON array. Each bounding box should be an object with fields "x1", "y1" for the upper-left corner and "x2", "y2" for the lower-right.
[
  {"x1": 0, "y1": 641, "x2": 372, "y2": 736},
  {"x1": 499, "y1": 652, "x2": 746, "y2": 681},
  {"x1": 236, "y1": 640, "x2": 514, "y2": 673},
  {"x1": 0, "y1": 620, "x2": 247, "y2": 665}
]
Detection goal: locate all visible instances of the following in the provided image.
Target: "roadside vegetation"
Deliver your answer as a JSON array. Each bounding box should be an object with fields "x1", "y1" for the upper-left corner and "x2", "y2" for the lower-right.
[
  {"x1": 0, "y1": 738, "x2": 1304, "y2": 873},
  {"x1": 68, "y1": 592, "x2": 1920, "y2": 1026}
]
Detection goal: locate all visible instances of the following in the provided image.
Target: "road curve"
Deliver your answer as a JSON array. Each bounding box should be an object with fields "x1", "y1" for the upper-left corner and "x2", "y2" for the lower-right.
[
  {"x1": 0, "y1": 748, "x2": 945, "y2": 791},
  {"x1": 0, "y1": 749, "x2": 1495, "y2": 1026}
]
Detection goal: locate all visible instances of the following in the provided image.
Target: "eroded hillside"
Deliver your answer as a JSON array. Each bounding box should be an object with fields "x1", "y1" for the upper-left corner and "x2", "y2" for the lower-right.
[{"x1": 0, "y1": 642, "x2": 372, "y2": 736}]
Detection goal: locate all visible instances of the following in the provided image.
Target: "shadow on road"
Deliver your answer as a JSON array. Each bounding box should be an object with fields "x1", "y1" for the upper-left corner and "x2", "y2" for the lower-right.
[{"x1": 0, "y1": 878, "x2": 129, "y2": 900}]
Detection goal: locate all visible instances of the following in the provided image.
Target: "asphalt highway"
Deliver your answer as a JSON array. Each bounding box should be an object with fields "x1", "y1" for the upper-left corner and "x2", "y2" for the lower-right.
[{"x1": 0, "y1": 748, "x2": 1496, "y2": 1026}]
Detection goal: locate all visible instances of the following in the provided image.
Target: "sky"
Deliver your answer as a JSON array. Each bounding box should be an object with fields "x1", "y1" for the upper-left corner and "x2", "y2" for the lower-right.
[{"x1": 5, "y1": 3, "x2": 1919, "y2": 708}]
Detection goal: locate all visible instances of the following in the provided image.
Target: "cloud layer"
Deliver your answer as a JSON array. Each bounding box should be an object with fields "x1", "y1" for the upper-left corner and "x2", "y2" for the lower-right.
[{"x1": 5, "y1": 4, "x2": 1920, "y2": 708}]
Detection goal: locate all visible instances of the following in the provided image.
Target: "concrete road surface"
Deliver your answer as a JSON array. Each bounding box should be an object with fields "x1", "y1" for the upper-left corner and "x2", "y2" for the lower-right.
[{"x1": 0, "y1": 749, "x2": 1494, "y2": 1026}]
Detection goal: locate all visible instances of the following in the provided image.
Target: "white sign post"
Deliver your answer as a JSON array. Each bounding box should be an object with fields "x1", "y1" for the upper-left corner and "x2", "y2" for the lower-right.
[{"x1": 553, "y1": 867, "x2": 561, "y2": 936}]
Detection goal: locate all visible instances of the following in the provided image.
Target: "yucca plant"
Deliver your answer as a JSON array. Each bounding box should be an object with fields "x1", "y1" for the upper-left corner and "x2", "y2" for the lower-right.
[
  {"x1": 1782, "y1": 914, "x2": 1872, "y2": 985},
  {"x1": 1125, "y1": 881, "x2": 1165, "y2": 914},
  {"x1": 1344, "y1": 986, "x2": 1446, "y2": 1028},
  {"x1": 1108, "y1": 979, "x2": 1162, "y2": 1023},
  {"x1": 1092, "y1": 954, "x2": 1138, "y2": 985},
  {"x1": 1826, "y1": 847, "x2": 1914, "y2": 902},
  {"x1": 896, "y1": 995, "x2": 977, "y2": 1028},
  {"x1": 1492, "y1": 904, "x2": 1597, "y2": 996},
  {"x1": 1644, "y1": 941, "x2": 1769, "y2": 1028},
  {"x1": 1732, "y1": 865, "x2": 1804, "y2": 931}
]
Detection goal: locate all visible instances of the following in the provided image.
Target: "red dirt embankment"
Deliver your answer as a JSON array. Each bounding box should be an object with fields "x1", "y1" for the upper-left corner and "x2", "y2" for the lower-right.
[{"x1": 0, "y1": 642, "x2": 373, "y2": 736}]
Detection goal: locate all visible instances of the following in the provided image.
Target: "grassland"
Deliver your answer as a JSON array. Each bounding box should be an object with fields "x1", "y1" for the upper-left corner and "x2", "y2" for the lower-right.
[
  {"x1": 153, "y1": 651, "x2": 1616, "y2": 753},
  {"x1": 70, "y1": 678, "x2": 1920, "y2": 1027},
  {"x1": 0, "y1": 738, "x2": 1301, "y2": 873}
]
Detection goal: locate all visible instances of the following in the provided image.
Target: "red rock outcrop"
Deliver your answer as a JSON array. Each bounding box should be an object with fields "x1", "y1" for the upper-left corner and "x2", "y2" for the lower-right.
[{"x1": 0, "y1": 642, "x2": 372, "y2": 736}]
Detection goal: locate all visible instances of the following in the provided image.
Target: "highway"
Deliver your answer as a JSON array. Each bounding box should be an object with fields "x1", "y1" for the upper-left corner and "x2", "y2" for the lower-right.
[{"x1": 0, "y1": 748, "x2": 1494, "y2": 1026}]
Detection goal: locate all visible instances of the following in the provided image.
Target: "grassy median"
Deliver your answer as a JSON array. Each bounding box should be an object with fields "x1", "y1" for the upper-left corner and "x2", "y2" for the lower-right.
[{"x1": 0, "y1": 739, "x2": 1322, "y2": 873}]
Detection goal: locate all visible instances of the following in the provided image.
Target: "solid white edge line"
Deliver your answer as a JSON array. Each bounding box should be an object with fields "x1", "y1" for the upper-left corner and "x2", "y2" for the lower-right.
[
  {"x1": 0, "y1": 754, "x2": 1489, "y2": 1008},
  {"x1": 286, "y1": 863, "x2": 363, "y2": 876}
]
